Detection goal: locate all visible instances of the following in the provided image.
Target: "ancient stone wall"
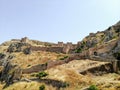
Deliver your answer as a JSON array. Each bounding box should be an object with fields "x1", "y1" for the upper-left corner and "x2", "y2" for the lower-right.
[
  {"x1": 58, "y1": 42, "x2": 64, "y2": 47},
  {"x1": 31, "y1": 42, "x2": 77, "y2": 53},
  {"x1": 21, "y1": 37, "x2": 29, "y2": 43},
  {"x1": 22, "y1": 64, "x2": 47, "y2": 74},
  {"x1": 31, "y1": 46, "x2": 63, "y2": 53},
  {"x1": 11, "y1": 39, "x2": 20, "y2": 41}
]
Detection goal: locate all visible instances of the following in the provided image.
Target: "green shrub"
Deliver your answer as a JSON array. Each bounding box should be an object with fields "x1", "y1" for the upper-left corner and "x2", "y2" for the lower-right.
[
  {"x1": 59, "y1": 56, "x2": 68, "y2": 60},
  {"x1": 75, "y1": 48, "x2": 82, "y2": 53},
  {"x1": 27, "y1": 64, "x2": 31, "y2": 67},
  {"x1": 36, "y1": 71, "x2": 48, "y2": 79},
  {"x1": 88, "y1": 85, "x2": 98, "y2": 90},
  {"x1": 39, "y1": 85, "x2": 45, "y2": 90}
]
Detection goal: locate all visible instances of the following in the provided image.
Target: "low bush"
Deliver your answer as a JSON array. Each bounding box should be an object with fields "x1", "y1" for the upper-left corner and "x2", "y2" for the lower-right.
[
  {"x1": 59, "y1": 56, "x2": 68, "y2": 60},
  {"x1": 88, "y1": 85, "x2": 98, "y2": 90},
  {"x1": 75, "y1": 48, "x2": 82, "y2": 53},
  {"x1": 39, "y1": 85, "x2": 45, "y2": 90},
  {"x1": 36, "y1": 71, "x2": 48, "y2": 79}
]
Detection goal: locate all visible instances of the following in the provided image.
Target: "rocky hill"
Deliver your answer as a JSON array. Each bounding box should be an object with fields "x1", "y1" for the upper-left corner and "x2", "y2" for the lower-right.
[
  {"x1": 0, "y1": 21, "x2": 120, "y2": 90},
  {"x1": 75, "y1": 21, "x2": 120, "y2": 60}
]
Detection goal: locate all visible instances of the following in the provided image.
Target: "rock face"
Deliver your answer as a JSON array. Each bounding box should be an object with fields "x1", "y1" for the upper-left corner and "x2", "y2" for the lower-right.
[
  {"x1": 0, "y1": 62, "x2": 22, "y2": 86},
  {"x1": 7, "y1": 42, "x2": 31, "y2": 54},
  {"x1": 75, "y1": 21, "x2": 120, "y2": 61},
  {"x1": 0, "y1": 54, "x2": 22, "y2": 87}
]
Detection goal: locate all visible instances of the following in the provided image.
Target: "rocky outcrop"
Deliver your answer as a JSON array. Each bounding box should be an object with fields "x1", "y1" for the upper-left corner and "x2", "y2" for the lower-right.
[
  {"x1": 80, "y1": 62, "x2": 113, "y2": 75},
  {"x1": 0, "y1": 54, "x2": 22, "y2": 88},
  {"x1": 0, "y1": 62, "x2": 22, "y2": 87},
  {"x1": 75, "y1": 21, "x2": 120, "y2": 60},
  {"x1": 7, "y1": 42, "x2": 31, "y2": 54}
]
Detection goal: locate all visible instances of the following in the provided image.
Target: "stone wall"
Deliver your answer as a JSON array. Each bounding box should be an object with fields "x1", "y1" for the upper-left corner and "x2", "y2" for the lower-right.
[
  {"x1": 30, "y1": 42, "x2": 77, "y2": 53},
  {"x1": 58, "y1": 42, "x2": 64, "y2": 47},
  {"x1": 22, "y1": 64, "x2": 47, "y2": 74},
  {"x1": 21, "y1": 37, "x2": 29, "y2": 43},
  {"x1": 13, "y1": 37, "x2": 78, "y2": 53},
  {"x1": 31, "y1": 46, "x2": 63, "y2": 53}
]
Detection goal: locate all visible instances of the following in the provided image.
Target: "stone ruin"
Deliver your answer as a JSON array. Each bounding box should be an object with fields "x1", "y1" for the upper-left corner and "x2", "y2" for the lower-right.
[
  {"x1": 8, "y1": 37, "x2": 78, "y2": 54},
  {"x1": 21, "y1": 37, "x2": 29, "y2": 43},
  {"x1": 58, "y1": 42, "x2": 64, "y2": 47},
  {"x1": 89, "y1": 33, "x2": 95, "y2": 37},
  {"x1": 31, "y1": 42, "x2": 76, "y2": 54}
]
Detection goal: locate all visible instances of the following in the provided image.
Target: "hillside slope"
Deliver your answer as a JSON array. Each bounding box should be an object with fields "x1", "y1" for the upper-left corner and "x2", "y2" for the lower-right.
[{"x1": 0, "y1": 21, "x2": 120, "y2": 90}]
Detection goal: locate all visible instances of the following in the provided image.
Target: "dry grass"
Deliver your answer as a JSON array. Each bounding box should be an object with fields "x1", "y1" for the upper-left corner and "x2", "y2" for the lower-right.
[
  {"x1": 11, "y1": 51, "x2": 66, "y2": 68},
  {"x1": 46, "y1": 60, "x2": 120, "y2": 90},
  {"x1": 46, "y1": 60, "x2": 94, "y2": 89},
  {"x1": 1, "y1": 59, "x2": 120, "y2": 90},
  {"x1": 0, "y1": 46, "x2": 8, "y2": 52},
  {"x1": 3, "y1": 81, "x2": 56, "y2": 90}
]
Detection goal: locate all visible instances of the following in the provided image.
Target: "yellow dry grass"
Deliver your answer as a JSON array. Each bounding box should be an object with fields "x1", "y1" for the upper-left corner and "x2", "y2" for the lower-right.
[
  {"x1": 46, "y1": 62, "x2": 93, "y2": 89},
  {"x1": 11, "y1": 51, "x2": 65, "y2": 68},
  {"x1": 0, "y1": 46, "x2": 8, "y2": 52},
  {"x1": 3, "y1": 81, "x2": 56, "y2": 90}
]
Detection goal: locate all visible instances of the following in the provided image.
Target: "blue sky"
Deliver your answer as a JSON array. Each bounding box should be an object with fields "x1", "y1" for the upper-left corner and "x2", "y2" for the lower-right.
[{"x1": 0, "y1": 0, "x2": 120, "y2": 44}]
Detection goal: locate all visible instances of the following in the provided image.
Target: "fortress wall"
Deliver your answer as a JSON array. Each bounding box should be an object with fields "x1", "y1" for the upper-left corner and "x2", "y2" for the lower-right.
[
  {"x1": 31, "y1": 46, "x2": 48, "y2": 51},
  {"x1": 11, "y1": 39, "x2": 20, "y2": 41},
  {"x1": 47, "y1": 60, "x2": 65, "y2": 68},
  {"x1": 31, "y1": 46, "x2": 63, "y2": 53},
  {"x1": 22, "y1": 60, "x2": 66, "y2": 74},
  {"x1": 22, "y1": 64, "x2": 47, "y2": 74}
]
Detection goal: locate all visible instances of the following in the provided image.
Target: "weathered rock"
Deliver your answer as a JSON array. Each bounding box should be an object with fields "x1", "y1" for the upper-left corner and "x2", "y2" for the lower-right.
[
  {"x1": 23, "y1": 47, "x2": 31, "y2": 54},
  {"x1": 104, "y1": 31, "x2": 114, "y2": 42},
  {"x1": 0, "y1": 61, "x2": 22, "y2": 87},
  {"x1": 0, "y1": 53, "x2": 22, "y2": 88},
  {"x1": 7, "y1": 42, "x2": 31, "y2": 54},
  {"x1": 0, "y1": 53, "x2": 6, "y2": 59}
]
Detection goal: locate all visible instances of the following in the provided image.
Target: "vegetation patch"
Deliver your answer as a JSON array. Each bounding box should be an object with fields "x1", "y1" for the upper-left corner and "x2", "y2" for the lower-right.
[
  {"x1": 36, "y1": 71, "x2": 48, "y2": 79},
  {"x1": 88, "y1": 85, "x2": 98, "y2": 90},
  {"x1": 59, "y1": 56, "x2": 68, "y2": 60},
  {"x1": 39, "y1": 85, "x2": 45, "y2": 90},
  {"x1": 75, "y1": 48, "x2": 82, "y2": 53}
]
